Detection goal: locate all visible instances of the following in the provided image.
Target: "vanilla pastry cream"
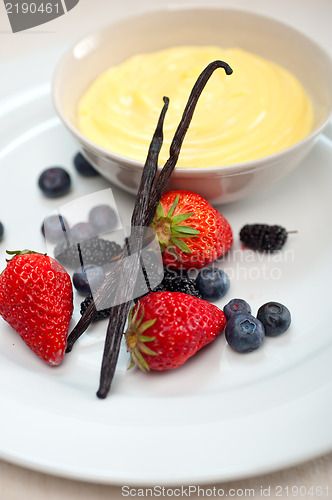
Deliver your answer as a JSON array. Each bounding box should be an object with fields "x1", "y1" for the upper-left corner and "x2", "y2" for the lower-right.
[{"x1": 77, "y1": 46, "x2": 314, "y2": 167}]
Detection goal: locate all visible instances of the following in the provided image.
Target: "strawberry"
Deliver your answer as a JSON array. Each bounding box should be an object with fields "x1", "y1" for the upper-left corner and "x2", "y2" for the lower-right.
[
  {"x1": 125, "y1": 291, "x2": 226, "y2": 371},
  {"x1": 0, "y1": 250, "x2": 73, "y2": 366},
  {"x1": 150, "y1": 190, "x2": 232, "y2": 269}
]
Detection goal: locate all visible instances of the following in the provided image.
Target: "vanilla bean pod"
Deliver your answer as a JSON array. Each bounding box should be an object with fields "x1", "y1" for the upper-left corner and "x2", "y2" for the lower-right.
[
  {"x1": 145, "y1": 60, "x2": 233, "y2": 225},
  {"x1": 96, "y1": 97, "x2": 169, "y2": 398}
]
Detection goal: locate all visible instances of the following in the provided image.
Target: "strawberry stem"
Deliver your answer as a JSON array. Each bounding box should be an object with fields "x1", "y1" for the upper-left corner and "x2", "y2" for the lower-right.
[
  {"x1": 151, "y1": 195, "x2": 200, "y2": 254},
  {"x1": 5, "y1": 249, "x2": 44, "y2": 262},
  {"x1": 124, "y1": 302, "x2": 157, "y2": 372}
]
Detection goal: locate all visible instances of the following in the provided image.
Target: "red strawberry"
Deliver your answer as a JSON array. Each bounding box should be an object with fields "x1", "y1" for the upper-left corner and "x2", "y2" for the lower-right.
[
  {"x1": 125, "y1": 291, "x2": 226, "y2": 371},
  {"x1": 0, "y1": 250, "x2": 73, "y2": 366},
  {"x1": 150, "y1": 190, "x2": 232, "y2": 269}
]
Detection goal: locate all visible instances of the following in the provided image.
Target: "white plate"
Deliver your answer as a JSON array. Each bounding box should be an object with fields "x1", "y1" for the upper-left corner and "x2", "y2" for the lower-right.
[{"x1": 1, "y1": 48, "x2": 332, "y2": 486}]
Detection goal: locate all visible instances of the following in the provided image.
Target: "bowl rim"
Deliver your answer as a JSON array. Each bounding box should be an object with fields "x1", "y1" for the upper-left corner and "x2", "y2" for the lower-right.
[{"x1": 52, "y1": 5, "x2": 332, "y2": 176}]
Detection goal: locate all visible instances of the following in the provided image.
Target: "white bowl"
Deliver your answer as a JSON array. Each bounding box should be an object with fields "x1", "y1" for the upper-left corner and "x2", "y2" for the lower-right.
[{"x1": 52, "y1": 7, "x2": 332, "y2": 204}]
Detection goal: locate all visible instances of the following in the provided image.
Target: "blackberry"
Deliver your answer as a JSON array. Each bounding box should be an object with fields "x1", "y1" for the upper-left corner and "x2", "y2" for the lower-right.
[
  {"x1": 239, "y1": 224, "x2": 288, "y2": 252},
  {"x1": 155, "y1": 270, "x2": 202, "y2": 298},
  {"x1": 54, "y1": 237, "x2": 122, "y2": 269},
  {"x1": 135, "y1": 268, "x2": 202, "y2": 302},
  {"x1": 80, "y1": 295, "x2": 112, "y2": 322}
]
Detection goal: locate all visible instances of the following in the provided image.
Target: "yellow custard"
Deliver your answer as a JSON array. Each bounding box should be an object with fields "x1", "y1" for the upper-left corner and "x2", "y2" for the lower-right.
[{"x1": 77, "y1": 46, "x2": 314, "y2": 168}]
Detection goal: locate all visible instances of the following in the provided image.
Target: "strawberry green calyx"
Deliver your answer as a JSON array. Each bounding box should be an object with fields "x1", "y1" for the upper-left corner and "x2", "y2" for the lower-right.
[
  {"x1": 125, "y1": 302, "x2": 157, "y2": 372},
  {"x1": 150, "y1": 195, "x2": 200, "y2": 254},
  {"x1": 5, "y1": 249, "x2": 45, "y2": 262}
]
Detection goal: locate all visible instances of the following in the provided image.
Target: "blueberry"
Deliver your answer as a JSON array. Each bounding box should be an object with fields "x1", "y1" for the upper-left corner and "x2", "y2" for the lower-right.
[
  {"x1": 72, "y1": 264, "x2": 105, "y2": 296},
  {"x1": 88, "y1": 204, "x2": 118, "y2": 233},
  {"x1": 225, "y1": 313, "x2": 265, "y2": 353},
  {"x1": 195, "y1": 267, "x2": 230, "y2": 301},
  {"x1": 38, "y1": 167, "x2": 71, "y2": 198},
  {"x1": 73, "y1": 153, "x2": 99, "y2": 177},
  {"x1": 257, "y1": 301, "x2": 291, "y2": 337},
  {"x1": 0, "y1": 221, "x2": 4, "y2": 241},
  {"x1": 223, "y1": 298, "x2": 251, "y2": 321},
  {"x1": 70, "y1": 222, "x2": 97, "y2": 244},
  {"x1": 41, "y1": 214, "x2": 70, "y2": 244}
]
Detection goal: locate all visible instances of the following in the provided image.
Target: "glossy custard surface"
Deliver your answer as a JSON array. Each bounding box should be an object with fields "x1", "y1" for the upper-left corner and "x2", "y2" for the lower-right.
[{"x1": 77, "y1": 46, "x2": 314, "y2": 167}]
